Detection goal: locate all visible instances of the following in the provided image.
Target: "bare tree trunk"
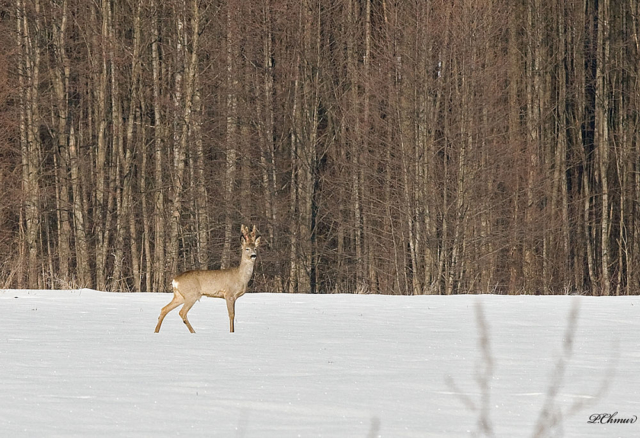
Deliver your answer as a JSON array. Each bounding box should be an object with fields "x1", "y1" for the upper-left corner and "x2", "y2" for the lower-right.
[
  {"x1": 508, "y1": 2, "x2": 522, "y2": 294},
  {"x1": 362, "y1": 0, "x2": 377, "y2": 293},
  {"x1": 140, "y1": 94, "x2": 152, "y2": 291},
  {"x1": 289, "y1": 55, "x2": 300, "y2": 293},
  {"x1": 93, "y1": 0, "x2": 110, "y2": 290},
  {"x1": 167, "y1": 2, "x2": 186, "y2": 277},
  {"x1": 399, "y1": 125, "x2": 419, "y2": 295},
  {"x1": 53, "y1": 146, "x2": 71, "y2": 285},
  {"x1": 51, "y1": 0, "x2": 71, "y2": 285},
  {"x1": 68, "y1": 127, "x2": 90, "y2": 286},
  {"x1": 168, "y1": 0, "x2": 200, "y2": 276},
  {"x1": 395, "y1": 30, "x2": 419, "y2": 294},
  {"x1": 50, "y1": 0, "x2": 90, "y2": 288},
  {"x1": 439, "y1": 132, "x2": 449, "y2": 295},
  {"x1": 557, "y1": 2, "x2": 571, "y2": 291},
  {"x1": 347, "y1": 0, "x2": 364, "y2": 291},
  {"x1": 108, "y1": 0, "x2": 127, "y2": 289},
  {"x1": 568, "y1": 1, "x2": 592, "y2": 292},
  {"x1": 631, "y1": 0, "x2": 640, "y2": 295},
  {"x1": 596, "y1": 0, "x2": 611, "y2": 295},
  {"x1": 123, "y1": 1, "x2": 143, "y2": 291},
  {"x1": 524, "y1": 0, "x2": 542, "y2": 293},
  {"x1": 17, "y1": 0, "x2": 42, "y2": 288},
  {"x1": 151, "y1": 0, "x2": 166, "y2": 291},
  {"x1": 297, "y1": 0, "x2": 318, "y2": 294},
  {"x1": 422, "y1": 2, "x2": 444, "y2": 294},
  {"x1": 257, "y1": 0, "x2": 281, "y2": 290},
  {"x1": 222, "y1": 0, "x2": 238, "y2": 269},
  {"x1": 447, "y1": 129, "x2": 467, "y2": 296},
  {"x1": 193, "y1": 80, "x2": 209, "y2": 270}
]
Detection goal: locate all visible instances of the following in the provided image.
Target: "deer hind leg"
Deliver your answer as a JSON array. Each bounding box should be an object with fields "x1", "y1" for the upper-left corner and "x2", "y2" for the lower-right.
[
  {"x1": 154, "y1": 291, "x2": 185, "y2": 333},
  {"x1": 178, "y1": 298, "x2": 197, "y2": 333},
  {"x1": 225, "y1": 296, "x2": 236, "y2": 333}
]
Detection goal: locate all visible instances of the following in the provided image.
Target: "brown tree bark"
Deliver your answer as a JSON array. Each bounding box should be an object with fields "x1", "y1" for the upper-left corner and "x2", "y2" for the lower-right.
[
  {"x1": 222, "y1": 0, "x2": 238, "y2": 270},
  {"x1": 151, "y1": 0, "x2": 166, "y2": 291}
]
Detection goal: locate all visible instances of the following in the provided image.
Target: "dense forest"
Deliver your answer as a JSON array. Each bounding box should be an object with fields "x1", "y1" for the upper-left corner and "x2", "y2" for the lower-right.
[{"x1": 1, "y1": 0, "x2": 640, "y2": 295}]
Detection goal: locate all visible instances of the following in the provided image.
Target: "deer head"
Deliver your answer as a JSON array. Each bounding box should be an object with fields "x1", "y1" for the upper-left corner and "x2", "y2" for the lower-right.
[{"x1": 240, "y1": 224, "x2": 262, "y2": 263}]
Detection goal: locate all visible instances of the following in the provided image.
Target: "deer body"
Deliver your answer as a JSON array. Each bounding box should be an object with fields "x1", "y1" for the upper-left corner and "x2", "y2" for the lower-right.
[{"x1": 154, "y1": 225, "x2": 261, "y2": 333}]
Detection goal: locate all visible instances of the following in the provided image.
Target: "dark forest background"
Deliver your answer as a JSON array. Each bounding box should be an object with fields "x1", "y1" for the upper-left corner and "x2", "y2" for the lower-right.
[{"x1": 1, "y1": 0, "x2": 639, "y2": 295}]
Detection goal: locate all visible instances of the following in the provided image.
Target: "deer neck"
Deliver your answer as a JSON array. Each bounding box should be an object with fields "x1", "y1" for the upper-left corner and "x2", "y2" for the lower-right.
[{"x1": 238, "y1": 257, "x2": 255, "y2": 283}]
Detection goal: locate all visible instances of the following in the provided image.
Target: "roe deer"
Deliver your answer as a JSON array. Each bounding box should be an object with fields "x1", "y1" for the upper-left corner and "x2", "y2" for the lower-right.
[{"x1": 154, "y1": 224, "x2": 262, "y2": 333}]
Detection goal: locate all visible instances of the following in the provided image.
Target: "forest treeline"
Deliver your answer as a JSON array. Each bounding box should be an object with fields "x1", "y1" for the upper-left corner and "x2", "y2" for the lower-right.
[{"x1": 1, "y1": 0, "x2": 639, "y2": 295}]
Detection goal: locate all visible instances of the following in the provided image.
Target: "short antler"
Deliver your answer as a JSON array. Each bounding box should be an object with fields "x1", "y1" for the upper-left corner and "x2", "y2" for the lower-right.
[
  {"x1": 241, "y1": 224, "x2": 259, "y2": 245},
  {"x1": 241, "y1": 224, "x2": 251, "y2": 243}
]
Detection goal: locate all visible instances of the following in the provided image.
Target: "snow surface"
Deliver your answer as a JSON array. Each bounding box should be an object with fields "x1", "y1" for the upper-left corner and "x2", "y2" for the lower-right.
[{"x1": 1, "y1": 289, "x2": 639, "y2": 437}]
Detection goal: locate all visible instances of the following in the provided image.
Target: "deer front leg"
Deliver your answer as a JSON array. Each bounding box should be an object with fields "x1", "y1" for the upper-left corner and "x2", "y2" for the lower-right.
[{"x1": 225, "y1": 296, "x2": 236, "y2": 333}]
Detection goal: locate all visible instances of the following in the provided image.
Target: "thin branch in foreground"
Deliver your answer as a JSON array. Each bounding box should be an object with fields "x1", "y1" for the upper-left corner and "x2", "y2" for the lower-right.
[
  {"x1": 531, "y1": 299, "x2": 617, "y2": 438},
  {"x1": 446, "y1": 301, "x2": 495, "y2": 437},
  {"x1": 448, "y1": 299, "x2": 616, "y2": 438}
]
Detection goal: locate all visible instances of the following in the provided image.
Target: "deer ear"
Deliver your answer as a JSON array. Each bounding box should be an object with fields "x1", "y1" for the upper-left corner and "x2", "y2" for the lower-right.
[{"x1": 254, "y1": 236, "x2": 262, "y2": 247}]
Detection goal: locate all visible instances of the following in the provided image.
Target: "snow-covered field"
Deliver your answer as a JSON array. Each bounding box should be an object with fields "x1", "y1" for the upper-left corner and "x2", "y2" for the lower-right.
[{"x1": 1, "y1": 290, "x2": 638, "y2": 437}]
